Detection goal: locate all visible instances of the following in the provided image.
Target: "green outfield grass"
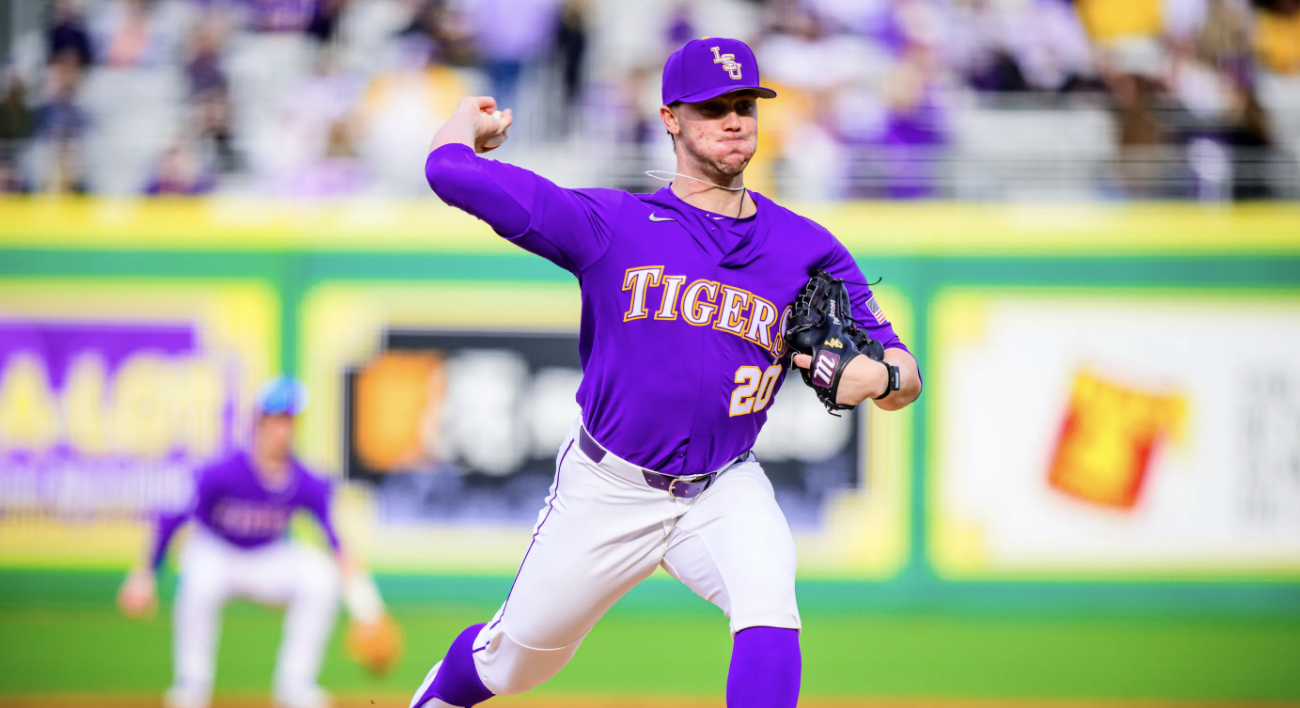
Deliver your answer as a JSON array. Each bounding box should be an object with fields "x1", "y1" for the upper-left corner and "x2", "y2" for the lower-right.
[{"x1": 2, "y1": 573, "x2": 1300, "y2": 704}]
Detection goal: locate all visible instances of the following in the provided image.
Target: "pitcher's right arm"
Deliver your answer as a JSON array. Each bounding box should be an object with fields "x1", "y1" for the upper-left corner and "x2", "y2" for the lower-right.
[{"x1": 425, "y1": 96, "x2": 624, "y2": 275}]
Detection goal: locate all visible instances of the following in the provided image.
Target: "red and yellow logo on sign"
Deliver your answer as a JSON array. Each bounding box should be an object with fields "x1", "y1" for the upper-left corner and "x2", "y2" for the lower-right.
[{"x1": 1048, "y1": 371, "x2": 1186, "y2": 510}]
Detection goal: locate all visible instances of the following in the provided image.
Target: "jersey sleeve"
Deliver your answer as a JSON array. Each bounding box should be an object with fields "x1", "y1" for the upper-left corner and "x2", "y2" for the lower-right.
[
  {"x1": 300, "y1": 472, "x2": 341, "y2": 552},
  {"x1": 424, "y1": 143, "x2": 623, "y2": 274},
  {"x1": 148, "y1": 510, "x2": 189, "y2": 570},
  {"x1": 147, "y1": 464, "x2": 211, "y2": 570}
]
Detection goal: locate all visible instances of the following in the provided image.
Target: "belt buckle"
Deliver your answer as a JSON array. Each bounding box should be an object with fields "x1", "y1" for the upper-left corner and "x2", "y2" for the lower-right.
[{"x1": 668, "y1": 472, "x2": 712, "y2": 499}]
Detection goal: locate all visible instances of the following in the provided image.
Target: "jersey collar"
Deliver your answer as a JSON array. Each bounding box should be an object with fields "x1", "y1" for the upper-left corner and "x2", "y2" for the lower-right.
[
  {"x1": 643, "y1": 187, "x2": 773, "y2": 267},
  {"x1": 241, "y1": 449, "x2": 302, "y2": 497},
  {"x1": 724, "y1": 190, "x2": 774, "y2": 268}
]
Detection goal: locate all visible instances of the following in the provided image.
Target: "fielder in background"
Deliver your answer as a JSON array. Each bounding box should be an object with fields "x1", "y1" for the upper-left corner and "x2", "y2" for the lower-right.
[
  {"x1": 411, "y1": 37, "x2": 921, "y2": 708},
  {"x1": 117, "y1": 377, "x2": 401, "y2": 708}
]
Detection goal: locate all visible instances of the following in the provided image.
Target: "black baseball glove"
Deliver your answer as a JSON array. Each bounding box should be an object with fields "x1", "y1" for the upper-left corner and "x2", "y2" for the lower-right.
[{"x1": 785, "y1": 269, "x2": 885, "y2": 415}]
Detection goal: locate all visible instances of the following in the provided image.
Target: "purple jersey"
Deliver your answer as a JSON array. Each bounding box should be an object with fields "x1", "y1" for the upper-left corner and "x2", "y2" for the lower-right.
[
  {"x1": 426, "y1": 144, "x2": 916, "y2": 476},
  {"x1": 149, "y1": 451, "x2": 338, "y2": 568}
]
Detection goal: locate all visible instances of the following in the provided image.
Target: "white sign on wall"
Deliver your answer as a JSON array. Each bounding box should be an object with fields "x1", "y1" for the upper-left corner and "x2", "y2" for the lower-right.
[{"x1": 931, "y1": 289, "x2": 1300, "y2": 578}]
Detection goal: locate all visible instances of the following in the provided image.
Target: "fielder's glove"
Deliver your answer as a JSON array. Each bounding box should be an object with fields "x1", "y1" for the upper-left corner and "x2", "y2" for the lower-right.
[
  {"x1": 342, "y1": 572, "x2": 404, "y2": 676},
  {"x1": 785, "y1": 269, "x2": 885, "y2": 415},
  {"x1": 346, "y1": 613, "x2": 403, "y2": 676}
]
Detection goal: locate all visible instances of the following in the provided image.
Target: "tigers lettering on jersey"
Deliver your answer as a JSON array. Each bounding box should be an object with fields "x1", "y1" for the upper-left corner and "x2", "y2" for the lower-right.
[{"x1": 623, "y1": 266, "x2": 785, "y2": 356}]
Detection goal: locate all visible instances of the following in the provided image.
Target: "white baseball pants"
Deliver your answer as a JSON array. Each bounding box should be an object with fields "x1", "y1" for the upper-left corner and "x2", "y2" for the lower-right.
[
  {"x1": 171, "y1": 526, "x2": 340, "y2": 702},
  {"x1": 470, "y1": 421, "x2": 801, "y2": 696}
]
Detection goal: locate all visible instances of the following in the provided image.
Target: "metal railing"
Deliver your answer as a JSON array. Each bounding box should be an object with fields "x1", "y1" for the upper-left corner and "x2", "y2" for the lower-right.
[
  {"x1": 543, "y1": 143, "x2": 1300, "y2": 202},
  {"x1": 2, "y1": 134, "x2": 1297, "y2": 202}
]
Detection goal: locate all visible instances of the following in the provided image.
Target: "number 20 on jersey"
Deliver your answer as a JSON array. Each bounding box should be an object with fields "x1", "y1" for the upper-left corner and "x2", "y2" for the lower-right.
[{"x1": 730, "y1": 364, "x2": 783, "y2": 417}]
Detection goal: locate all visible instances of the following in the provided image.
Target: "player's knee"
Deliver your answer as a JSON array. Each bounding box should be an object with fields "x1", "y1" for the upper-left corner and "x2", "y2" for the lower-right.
[
  {"x1": 729, "y1": 568, "x2": 799, "y2": 634},
  {"x1": 728, "y1": 575, "x2": 800, "y2": 635},
  {"x1": 475, "y1": 629, "x2": 580, "y2": 696},
  {"x1": 480, "y1": 657, "x2": 557, "y2": 696},
  {"x1": 176, "y1": 572, "x2": 228, "y2": 611},
  {"x1": 727, "y1": 541, "x2": 799, "y2": 631}
]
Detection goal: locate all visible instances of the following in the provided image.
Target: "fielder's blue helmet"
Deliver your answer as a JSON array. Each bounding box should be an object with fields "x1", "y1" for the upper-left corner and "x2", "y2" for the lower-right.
[{"x1": 256, "y1": 376, "x2": 307, "y2": 416}]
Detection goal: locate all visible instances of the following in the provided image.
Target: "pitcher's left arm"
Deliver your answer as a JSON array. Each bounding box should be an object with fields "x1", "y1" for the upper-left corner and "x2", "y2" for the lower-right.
[{"x1": 794, "y1": 239, "x2": 921, "y2": 410}]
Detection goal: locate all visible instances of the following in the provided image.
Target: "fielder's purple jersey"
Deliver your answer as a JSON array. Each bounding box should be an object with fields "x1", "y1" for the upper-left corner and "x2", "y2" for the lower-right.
[
  {"x1": 149, "y1": 451, "x2": 338, "y2": 568},
  {"x1": 426, "y1": 143, "x2": 915, "y2": 476}
]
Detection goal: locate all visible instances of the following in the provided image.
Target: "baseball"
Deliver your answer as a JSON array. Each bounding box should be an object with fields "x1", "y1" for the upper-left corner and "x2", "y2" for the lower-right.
[{"x1": 483, "y1": 110, "x2": 507, "y2": 149}]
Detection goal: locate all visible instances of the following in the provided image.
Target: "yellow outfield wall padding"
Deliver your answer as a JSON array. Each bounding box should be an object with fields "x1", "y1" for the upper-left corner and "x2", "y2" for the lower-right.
[{"x1": 1, "y1": 198, "x2": 1298, "y2": 256}]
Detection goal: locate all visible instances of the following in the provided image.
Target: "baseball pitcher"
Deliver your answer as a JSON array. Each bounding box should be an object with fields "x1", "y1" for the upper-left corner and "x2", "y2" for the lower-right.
[
  {"x1": 410, "y1": 38, "x2": 922, "y2": 708},
  {"x1": 117, "y1": 378, "x2": 400, "y2": 708}
]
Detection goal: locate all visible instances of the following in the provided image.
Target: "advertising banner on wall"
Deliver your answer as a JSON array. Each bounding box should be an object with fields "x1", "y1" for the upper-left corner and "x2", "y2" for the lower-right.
[
  {"x1": 300, "y1": 281, "x2": 913, "y2": 578},
  {"x1": 0, "y1": 279, "x2": 278, "y2": 567},
  {"x1": 343, "y1": 329, "x2": 862, "y2": 528},
  {"x1": 930, "y1": 288, "x2": 1300, "y2": 579}
]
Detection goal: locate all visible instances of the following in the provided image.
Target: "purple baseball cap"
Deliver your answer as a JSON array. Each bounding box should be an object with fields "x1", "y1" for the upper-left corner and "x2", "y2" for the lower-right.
[{"x1": 662, "y1": 37, "x2": 777, "y2": 105}]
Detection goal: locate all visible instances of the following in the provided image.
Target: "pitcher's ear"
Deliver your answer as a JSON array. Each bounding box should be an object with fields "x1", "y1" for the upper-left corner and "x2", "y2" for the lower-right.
[{"x1": 659, "y1": 104, "x2": 681, "y2": 135}]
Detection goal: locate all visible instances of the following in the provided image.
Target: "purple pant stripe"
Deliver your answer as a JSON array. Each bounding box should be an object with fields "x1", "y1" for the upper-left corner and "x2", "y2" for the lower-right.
[{"x1": 488, "y1": 438, "x2": 574, "y2": 632}]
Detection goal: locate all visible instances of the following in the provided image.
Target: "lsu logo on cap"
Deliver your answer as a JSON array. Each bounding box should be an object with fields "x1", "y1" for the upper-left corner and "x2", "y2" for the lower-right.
[{"x1": 710, "y1": 46, "x2": 742, "y2": 80}]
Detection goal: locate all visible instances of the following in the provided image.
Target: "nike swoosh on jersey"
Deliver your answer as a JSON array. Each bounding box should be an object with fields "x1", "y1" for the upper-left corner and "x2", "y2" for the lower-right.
[{"x1": 648, "y1": 213, "x2": 676, "y2": 222}]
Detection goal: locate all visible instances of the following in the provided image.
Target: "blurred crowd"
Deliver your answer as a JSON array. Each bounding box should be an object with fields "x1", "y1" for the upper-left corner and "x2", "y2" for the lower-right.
[
  {"x1": 0, "y1": 0, "x2": 1297, "y2": 200},
  {"x1": 749, "y1": 0, "x2": 1299, "y2": 199}
]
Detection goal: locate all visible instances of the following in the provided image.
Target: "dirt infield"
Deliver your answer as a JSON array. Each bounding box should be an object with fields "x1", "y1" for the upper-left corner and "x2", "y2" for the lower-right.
[{"x1": 7, "y1": 696, "x2": 1300, "y2": 708}]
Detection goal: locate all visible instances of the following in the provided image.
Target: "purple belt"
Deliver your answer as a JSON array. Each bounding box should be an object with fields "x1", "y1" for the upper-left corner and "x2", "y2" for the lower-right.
[{"x1": 577, "y1": 426, "x2": 746, "y2": 499}]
